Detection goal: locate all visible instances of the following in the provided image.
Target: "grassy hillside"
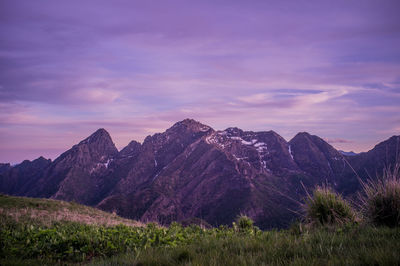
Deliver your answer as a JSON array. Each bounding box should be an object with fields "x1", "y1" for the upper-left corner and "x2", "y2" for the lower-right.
[
  {"x1": 1, "y1": 194, "x2": 400, "y2": 265},
  {"x1": 0, "y1": 193, "x2": 142, "y2": 227}
]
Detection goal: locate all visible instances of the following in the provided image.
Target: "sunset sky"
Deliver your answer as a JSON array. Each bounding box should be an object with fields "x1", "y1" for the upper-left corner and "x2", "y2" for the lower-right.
[{"x1": 1, "y1": 0, "x2": 400, "y2": 163}]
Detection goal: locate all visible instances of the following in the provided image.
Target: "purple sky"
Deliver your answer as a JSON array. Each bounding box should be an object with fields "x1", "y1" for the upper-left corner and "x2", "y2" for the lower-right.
[{"x1": 1, "y1": 0, "x2": 400, "y2": 163}]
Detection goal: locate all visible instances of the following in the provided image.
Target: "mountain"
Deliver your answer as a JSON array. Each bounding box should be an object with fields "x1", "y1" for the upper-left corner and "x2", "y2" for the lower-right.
[
  {"x1": 288, "y1": 132, "x2": 347, "y2": 188},
  {"x1": 26, "y1": 128, "x2": 118, "y2": 205},
  {"x1": 98, "y1": 121, "x2": 304, "y2": 227},
  {"x1": 339, "y1": 150, "x2": 358, "y2": 156},
  {"x1": 0, "y1": 157, "x2": 51, "y2": 196},
  {"x1": 338, "y1": 135, "x2": 400, "y2": 195},
  {"x1": 0, "y1": 119, "x2": 398, "y2": 229},
  {"x1": 0, "y1": 163, "x2": 11, "y2": 174}
]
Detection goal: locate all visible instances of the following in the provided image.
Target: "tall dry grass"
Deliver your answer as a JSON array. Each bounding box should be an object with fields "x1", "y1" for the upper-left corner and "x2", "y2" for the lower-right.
[
  {"x1": 359, "y1": 161, "x2": 400, "y2": 227},
  {"x1": 303, "y1": 185, "x2": 357, "y2": 227}
]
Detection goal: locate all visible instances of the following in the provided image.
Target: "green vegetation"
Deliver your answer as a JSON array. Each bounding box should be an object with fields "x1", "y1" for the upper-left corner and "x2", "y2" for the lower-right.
[
  {"x1": 91, "y1": 226, "x2": 400, "y2": 266},
  {"x1": 359, "y1": 162, "x2": 400, "y2": 227},
  {"x1": 1, "y1": 187, "x2": 400, "y2": 265},
  {"x1": 2, "y1": 211, "x2": 400, "y2": 265},
  {"x1": 0, "y1": 216, "x2": 204, "y2": 264},
  {"x1": 232, "y1": 214, "x2": 259, "y2": 234},
  {"x1": 303, "y1": 185, "x2": 357, "y2": 227}
]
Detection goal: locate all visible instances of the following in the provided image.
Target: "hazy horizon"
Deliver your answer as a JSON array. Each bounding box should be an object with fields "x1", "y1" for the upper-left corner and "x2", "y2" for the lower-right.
[{"x1": 1, "y1": 0, "x2": 399, "y2": 163}]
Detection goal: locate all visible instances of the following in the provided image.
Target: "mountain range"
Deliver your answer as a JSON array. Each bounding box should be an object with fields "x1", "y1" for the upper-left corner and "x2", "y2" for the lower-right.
[{"x1": 0, "y1": 119, "x2": 399, "y2": 229}]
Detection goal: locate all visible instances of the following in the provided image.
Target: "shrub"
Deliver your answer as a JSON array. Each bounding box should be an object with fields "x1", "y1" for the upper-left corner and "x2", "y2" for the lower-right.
[
  {"x1": 236, "y1": 215, "x2": 254, "y2": 230},
  {"x1": 180, "y1": 217, "x2": 212, "y2": 229},
  {"x1": 359, "y1": 162, "x2": 400, "y2": 227},
  {"x1": 304, "y1": 186, "x2": 356, "y2": 227},
  {"x1": 232, "y1": 215, "x2": 259, "y2": 234}
]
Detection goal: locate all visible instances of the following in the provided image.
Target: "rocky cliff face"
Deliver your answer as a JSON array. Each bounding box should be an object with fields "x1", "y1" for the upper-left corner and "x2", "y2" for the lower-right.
[
  {"x1": 0, "y1": 119, "x2": 398, "y2": 229},
  {"x1": 25, "y1": 128, "x2": 119, "y2": 205}
]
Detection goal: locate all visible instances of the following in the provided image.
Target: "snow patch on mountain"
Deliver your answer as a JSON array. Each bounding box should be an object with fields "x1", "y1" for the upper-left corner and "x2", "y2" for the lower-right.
[
  {"x1": 104, "y1": 159, "x2": 112, "y2": 168},
  {"x1": 288, "y1": 145, "x2": 294, "y2": 160},
  {"x1": 200, "y1": 126, "x2": 210, "y2": 132},
  {"x1": 205, "y1": 134, "x2": 226, "y2": 149}
]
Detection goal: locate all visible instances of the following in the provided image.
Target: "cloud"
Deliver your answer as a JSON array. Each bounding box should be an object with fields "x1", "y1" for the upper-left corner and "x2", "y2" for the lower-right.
[
  {"x1": 325, "y1": 138, "x2": 353, "y2": 144},
  {"x1": 73, "y1": 88, "x2": 120, "y2": 104},
  {"x1": 0, "y1": 0, "x2": 400, "y2": 162}
]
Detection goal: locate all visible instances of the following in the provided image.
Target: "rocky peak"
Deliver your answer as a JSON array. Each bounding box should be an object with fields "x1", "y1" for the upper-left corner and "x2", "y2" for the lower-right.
[
  {"x1": 33, "y1": 156, "x2": 51, "y2": 163},
  {"x1": 289, "y1": 132, "x2": 344, "y2": 184},
  {"x1": 79, "y1": 128, "x2": 113, "y2": 145},
  {"x1": 7, "y1": 157, "x2": 50, "y2": 173},
  {"x1": 371, "y1": 135, "x2": 399, "y2": 152},
  {"x1": 204, "y1": 127, "x2": 297, "y2": 174},
  {"x1": 119, "y1": 140, "x2": 141, "y2": 158},
  {"x1": 224, "y1": 127, "x2": 244, "y2": 137},
  {"x1": 223, "y1": 128, "x2": 282, "y2": 142},
  {"x1": 5, "y1": 156, "x2": 51, "y2": 180},
  {"x1": 289, "y1": 132, "x2": 339, "y2": 156},
  {"x1": 27, "y1": 156, "x2": 52, "y2": 169},
  {"x1": 337, "y1": 135, "x2": 400, "y2": 195},
  {"x1": 291, "y1": 132, "x2": 312, "y2": 141},
  {"x1": 142, "y1": 119, "x2": 214, "y2": 151},
  {"x1": 167, "y1": 118, "x2": 214, "y2": 134},
  {"x1": 17, "y1": 160, "x2": 32, "y2": 168},
  {"x1": 54, "y1": 129, "x2": 118, "y2": 167},
  {"x1": 218, "y1": 128, "x2": 283, "y2": 146},
  {"x1": 349, "y1": 135, "x2": 400, "y2": 170},
  {"x1": 32, "y1": 130, "x2": 119, "y2": 203},
  {"x1": 290, "y1": 132, "x2": 329, "y2": 152},
  {"x1": 255, "y1": 130, "x2": 286, "y2": 144},
  {"x1": 78, "y1": 128, "x2": 117, "y2": 156}
]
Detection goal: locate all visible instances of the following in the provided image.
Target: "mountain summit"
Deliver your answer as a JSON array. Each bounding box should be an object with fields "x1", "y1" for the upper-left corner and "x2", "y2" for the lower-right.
[
  {"x1": 79, "y1": 128, "x2": 114, "y2": 145},
  {"x1": 0, "y1": 119, "x2": 398, "y2": 229}
]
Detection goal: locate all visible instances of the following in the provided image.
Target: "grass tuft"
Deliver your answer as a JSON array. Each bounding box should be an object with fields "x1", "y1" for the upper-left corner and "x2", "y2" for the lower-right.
[
  {"x1": 304, "y1": 185, "x2": 357, "y2": 227},
  {"x1": 359, "y1": 161, "x2": 400, "y2": 227},
  {"x1": 236, "y1": 215, "x2": 254, "y2": 230}
]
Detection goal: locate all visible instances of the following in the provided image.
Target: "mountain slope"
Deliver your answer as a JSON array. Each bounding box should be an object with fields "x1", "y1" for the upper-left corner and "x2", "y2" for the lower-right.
[
  {"x1": 289, "y1": 132, "x2": 347, "y2": 187},
  {"x1": 338, "y1": 135, "x2": 400, "y2": 195},
  {"x1": 25, "y1": 128, "x2": 119, "y2": 205},
  {"x1": 0, "y1": 193, "x2": 141, "y2": 227},
  {"x1": 0, "y1": 157, "x2": 51, "y2": 196}
]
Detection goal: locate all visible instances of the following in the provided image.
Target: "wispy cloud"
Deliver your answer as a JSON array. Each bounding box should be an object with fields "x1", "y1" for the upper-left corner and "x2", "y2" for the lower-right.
[
  {"x1": 325, "y1": 138, "x2": 353, "y2": 144},
  {"x1": 0, "y1": 0, "x2": 399, "y2": 162}
]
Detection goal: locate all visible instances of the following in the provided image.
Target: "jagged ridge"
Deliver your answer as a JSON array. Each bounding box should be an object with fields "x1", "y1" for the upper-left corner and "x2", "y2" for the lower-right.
[{"x1": 0, "y1": 119, "x2": 398, "y2": 229}]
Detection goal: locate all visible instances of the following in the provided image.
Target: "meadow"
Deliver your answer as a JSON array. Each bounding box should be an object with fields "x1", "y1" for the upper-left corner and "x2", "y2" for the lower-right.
[
  {"x1": 1, "y1": 163, "x2": 400, "y2": 265},
  {"x1": 0, "y1": 194, "x2": 399, "y2": 266}
]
